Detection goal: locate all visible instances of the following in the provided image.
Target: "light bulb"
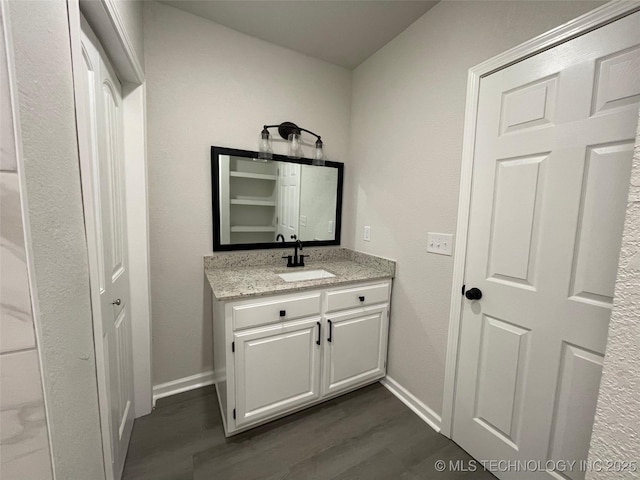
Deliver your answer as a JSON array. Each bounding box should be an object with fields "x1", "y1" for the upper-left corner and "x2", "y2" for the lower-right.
[
  {"x1": 288, "y1": 133, "x2": 301, "y2": 159},
  {"x1": 312, "y1": 138, "x2": 325, "y2": 166},
  {"x1": 257, "y1": 128, "x2": 272, "y2": 161}
]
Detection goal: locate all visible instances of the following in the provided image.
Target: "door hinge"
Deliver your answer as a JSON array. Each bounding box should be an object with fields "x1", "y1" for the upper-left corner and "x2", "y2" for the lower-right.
[
  {"x1": 232, "y1": 341, "x2": 235, "y2": 353},
  {"x1": 461, "y1": 284, "x2": 466, "y2": 296},
  {"x1": 233, "y1": 408, "x2": 236, "y2": 419}
]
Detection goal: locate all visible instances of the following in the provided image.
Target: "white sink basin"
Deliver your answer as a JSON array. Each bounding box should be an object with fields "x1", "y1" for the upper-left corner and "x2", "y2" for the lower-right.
[{"x1": 278, "y1": 269, "x2": 336, "y2": 282}]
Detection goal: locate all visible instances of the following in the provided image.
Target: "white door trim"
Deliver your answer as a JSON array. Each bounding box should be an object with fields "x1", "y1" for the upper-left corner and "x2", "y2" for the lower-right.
[
  {"x1": 440, "y1": 0, "x2": 640, "y2": 438},
  {"x1": 67, "y1": 0, "x2": 152, "y2": 463},
  {"x1": 78, "y1": 0, "x2": 144, "y2": 85}
]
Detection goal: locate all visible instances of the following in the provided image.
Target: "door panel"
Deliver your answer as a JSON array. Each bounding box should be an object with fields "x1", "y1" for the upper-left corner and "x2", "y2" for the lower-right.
[
  {"x1": 547, "y1": 344, "x2": 603, "y2": 480},
  {"x1": 115, "y1": 308, "x2": 133, "y2": 440},
  {"x1": 474, "y1": 315, "x2": 530, "y2": 449},
  {"x1": 487, "y1": 154, "x2": 547, "y2": 288},
  {"x1": 592, "y1": 45, "x2": 640, "y2": 115},
  {"x1": 102, "y1": 80, "x2": 124, "y2": 279},
  {"x1": 569, "y1": 142, "x2": 633, "y2": 306},
  {"x1": 453, "y1": 11, "x2": 640, "y2": 480},
  {"x1": 500, "y1": 75, "x2": 558, "y2": 134},
  {"x1": 234, "y1": 318, "x2": 321, "y2": 427},
  {"x1": 323, "y1": 305, "x2": 388, "y2": 396}
]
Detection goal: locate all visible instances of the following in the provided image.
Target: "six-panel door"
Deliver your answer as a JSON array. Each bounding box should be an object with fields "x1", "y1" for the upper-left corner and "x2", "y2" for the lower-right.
[
  {"x1": 234, "y1": 317, "x2": 322, "y2": 427},
  {"x1": 322, "y1": 305, "x2": 389, "y2": 396},
  {"x1": 453, "y1": 11, "x2": 640, "y2": 478}
]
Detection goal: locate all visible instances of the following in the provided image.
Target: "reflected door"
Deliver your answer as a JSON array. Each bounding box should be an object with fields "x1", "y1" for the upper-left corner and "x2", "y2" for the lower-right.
[
  {"x1": 453, "y1": 12, "x2": 639, "y2": 480},
  {"x1": 276, "y1": 163, "x2": 301, "y2": 240}
]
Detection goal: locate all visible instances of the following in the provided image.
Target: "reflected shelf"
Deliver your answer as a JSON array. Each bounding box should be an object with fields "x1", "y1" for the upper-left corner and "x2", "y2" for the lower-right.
[
  {"x1": 230, "y1": 226, "x2": 276, "y2": 233},
  {"x1": 230, "y1": 171, "x2": 277, "y2": 181},
  {"x1": 230, "y1": 198, "x2": 276, "y2": 207}
]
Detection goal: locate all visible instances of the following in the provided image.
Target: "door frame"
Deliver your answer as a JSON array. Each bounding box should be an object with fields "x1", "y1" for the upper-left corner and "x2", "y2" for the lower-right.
[
  {"x1": 440, "y1": 0, "x2": 640, "y2": 438},
  {"x1": 67, "y1": 0, "x2": 153, "y2": 475}
]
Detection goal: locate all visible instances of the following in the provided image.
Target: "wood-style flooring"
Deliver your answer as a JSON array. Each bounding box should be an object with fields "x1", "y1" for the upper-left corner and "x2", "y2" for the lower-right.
[{"x1": 122, "y1": 382, "x2": 495, "y2": 479}]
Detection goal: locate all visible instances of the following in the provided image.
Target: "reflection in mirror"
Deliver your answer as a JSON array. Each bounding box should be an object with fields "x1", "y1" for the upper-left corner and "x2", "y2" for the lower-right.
[{"x1": 212, "y1": 147, "x2": 343, "y2": 251}]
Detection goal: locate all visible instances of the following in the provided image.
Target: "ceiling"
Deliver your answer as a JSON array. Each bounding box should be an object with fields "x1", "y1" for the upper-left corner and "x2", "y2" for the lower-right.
[{"x1": 160, "y1": 1, "x2": 438, "y2": 69}]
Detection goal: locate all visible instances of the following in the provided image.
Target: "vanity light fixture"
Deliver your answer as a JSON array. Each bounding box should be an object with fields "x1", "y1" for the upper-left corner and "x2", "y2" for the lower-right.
[{"x1": 258, "y1": 122, "x2": 326, "y2": 166}]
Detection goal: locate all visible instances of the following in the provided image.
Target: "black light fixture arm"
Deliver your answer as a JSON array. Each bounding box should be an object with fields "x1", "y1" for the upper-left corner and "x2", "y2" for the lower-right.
[
  {"x1": 297, "y1": 127, "x2": 321, "y2": 141},
  {"x1": 262, "y1": 122, "x2": 322, "y2": 144}
]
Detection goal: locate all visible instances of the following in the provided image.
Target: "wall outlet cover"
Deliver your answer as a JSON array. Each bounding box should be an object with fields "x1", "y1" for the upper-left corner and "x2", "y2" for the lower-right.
[
  {"x1": 427, "y1": 233, "x2": 453, "y2": 255},
  {"x1": 364, "y1": 226, "x2": 371, "y2": 242}
]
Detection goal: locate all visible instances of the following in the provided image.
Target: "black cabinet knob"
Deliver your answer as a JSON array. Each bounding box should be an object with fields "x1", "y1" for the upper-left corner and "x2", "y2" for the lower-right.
[
  {"x1": 279, "y1": 310, "x2": 286, "y2": 317},
  {"x1": 358, "y1": 296, "x2": 365, "y2": 302},
  {"x1": 465, "y1": 288, "x2": 482, "y2": 300}
]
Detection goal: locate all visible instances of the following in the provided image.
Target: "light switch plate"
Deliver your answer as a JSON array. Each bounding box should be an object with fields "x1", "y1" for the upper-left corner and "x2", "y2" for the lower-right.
[
  {"x1": 300, "y1": 215, "x2": 307, "y2": 227},
  {"x1": 427, "y1": 233, "x2": 453, "y2": 256},
  {"x1": 328, "y1": 220, "x2": 333, "y2": 233},
  {"x1": 364, "y1": 226, "x2": 371, "y2": 242}
]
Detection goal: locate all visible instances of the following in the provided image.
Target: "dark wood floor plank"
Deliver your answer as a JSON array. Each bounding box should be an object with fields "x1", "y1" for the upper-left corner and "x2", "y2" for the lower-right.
[
  {"x1": 332, "y1": 447, "x2": 409, "y2": 480},
  {"x1": 400, "y1": 441, "x2": 496, "y2": 480},
  {"x1": 122, "y1": 382, "x2": 495, "y2": 480}
]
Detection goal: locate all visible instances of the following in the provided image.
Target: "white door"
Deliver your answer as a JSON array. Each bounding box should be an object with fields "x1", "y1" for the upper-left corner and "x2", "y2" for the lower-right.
[
  {"x1": 78, "y1": 18, "x2": 135, "y2": 479},
  {"x1": 453, "y1": 12, "x2": 640, "y2": 480},
  {"x1": 322, "y1": 305, "x2": 388, "y2": 396},
  {"x1": 234, "y1": 317, "x2": 322, "y2": 427},
  {"x1": 276, "y1": 163, "x2": 301, "y2": 240}
]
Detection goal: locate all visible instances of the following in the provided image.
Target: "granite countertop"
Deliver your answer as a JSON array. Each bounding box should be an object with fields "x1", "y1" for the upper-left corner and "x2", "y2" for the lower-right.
[{"x1": 205, "y1": 248, "x2": 395, "y2": 301}]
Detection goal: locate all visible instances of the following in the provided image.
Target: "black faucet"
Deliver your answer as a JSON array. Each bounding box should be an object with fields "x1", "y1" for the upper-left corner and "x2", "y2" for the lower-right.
[
  {"x1": 282, "y1": 235, "x2": 308, "y2": 267},
  {"x1": 276, "y1": 234, "x2": 285, "y2": 243}
]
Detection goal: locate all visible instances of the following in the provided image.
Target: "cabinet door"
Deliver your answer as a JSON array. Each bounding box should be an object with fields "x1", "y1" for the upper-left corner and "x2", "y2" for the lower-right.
[
  {"x1": 234, "y1": 317, "x2": 322, "y2": 427},
  {"x1": 322, "y1": 305, "x2": 388, "y2": 397}
]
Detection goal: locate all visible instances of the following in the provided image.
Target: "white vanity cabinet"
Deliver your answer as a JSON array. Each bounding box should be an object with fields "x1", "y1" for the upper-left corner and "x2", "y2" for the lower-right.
[{"x1": 213, "y1": 279, "x2": 391, "y2": 436}]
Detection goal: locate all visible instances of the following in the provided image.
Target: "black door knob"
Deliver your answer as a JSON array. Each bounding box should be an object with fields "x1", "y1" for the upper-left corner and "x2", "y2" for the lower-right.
[{"x1": 465, "y1": 287, "x2": 482, "y2": 300}]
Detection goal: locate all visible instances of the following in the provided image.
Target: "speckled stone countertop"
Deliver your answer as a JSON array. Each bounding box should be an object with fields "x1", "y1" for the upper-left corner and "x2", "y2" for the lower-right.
[{"x1": 205, "y1": 248, "x2": 395, "y2": 301}]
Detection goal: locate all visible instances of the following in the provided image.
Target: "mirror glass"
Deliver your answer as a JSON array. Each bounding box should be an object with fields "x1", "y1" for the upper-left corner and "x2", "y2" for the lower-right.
[{"x1": 212, "y1": 147, "x2": 343, "y2": 250}]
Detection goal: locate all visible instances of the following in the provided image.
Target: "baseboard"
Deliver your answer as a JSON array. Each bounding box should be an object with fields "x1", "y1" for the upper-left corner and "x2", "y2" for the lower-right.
[
  {"x1": 380, "y1": 376, "x2": 442, "y2": 433},
  {"x1": 152, "y1": 370, "x2": 215, "y2": 405}
]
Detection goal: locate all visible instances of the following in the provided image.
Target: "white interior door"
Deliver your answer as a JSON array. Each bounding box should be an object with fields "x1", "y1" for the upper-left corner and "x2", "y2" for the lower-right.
[
  {"x1": 453, "y1": 12, "x2": 639, "y2": 480},
  {"x1": 276, "y1": 163, "x2": 301, "y2": 240},
  {"x1": 78, "y1": 18, "x2": 135, "y2": 480}
]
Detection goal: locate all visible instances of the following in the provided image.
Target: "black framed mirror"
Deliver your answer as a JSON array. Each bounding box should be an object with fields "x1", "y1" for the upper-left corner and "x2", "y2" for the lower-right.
[{"x1": 211, "y1": 146, "x2": 343, "y2": 251}]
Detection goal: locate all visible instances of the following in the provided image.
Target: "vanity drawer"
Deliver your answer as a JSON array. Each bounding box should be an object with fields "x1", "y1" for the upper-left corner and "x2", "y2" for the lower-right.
[
  {"x1": 232, "y1": 292, "x2": 322, "y2": 330},
  {"x1": 326, "y1": 281, "x2": 390, "y2": 313}
]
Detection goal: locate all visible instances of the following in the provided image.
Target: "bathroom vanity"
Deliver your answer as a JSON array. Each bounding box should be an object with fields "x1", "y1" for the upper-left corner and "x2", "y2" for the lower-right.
[{"x1": 205, "y1": 249, "x2": 395, "y2": 436}]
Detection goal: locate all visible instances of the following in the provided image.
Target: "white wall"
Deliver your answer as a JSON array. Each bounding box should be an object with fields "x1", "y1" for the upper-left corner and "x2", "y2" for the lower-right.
[
  {"x1": 144, "y1": 1, "x2": 351, "y2": 386},
  {"x1": 346, "y1": 0, "x2": 604, "y2": 419},
  {"x1": 0, "y1": 5, "x2": 53, "y2": 477},
  {"x1": 587, "y1": 111, "x2": 640, "y2": 479},
  {"x1": 7, "y1": 0, "x2": 105, "y2": 477}
]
